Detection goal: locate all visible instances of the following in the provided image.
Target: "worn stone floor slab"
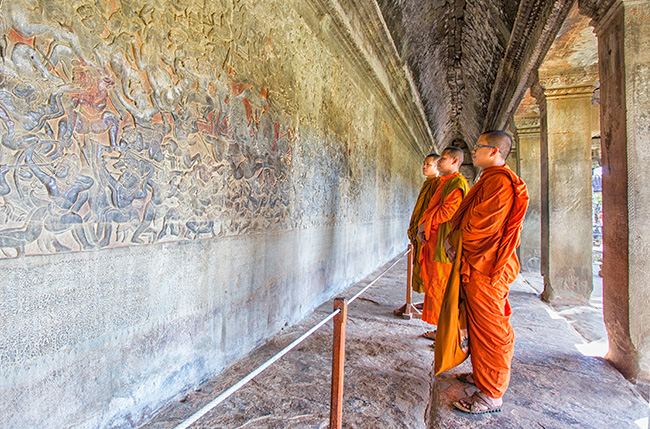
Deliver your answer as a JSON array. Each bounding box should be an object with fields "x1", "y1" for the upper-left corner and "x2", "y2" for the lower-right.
[
  {"x1": 432, "y1": 278, "x2": 649, "y2": 429},
  {"x1": 142, "y1": 254, "x2": 436, "y2": 428},
  {"x1": 143, "y1": 255, "x2": 649, "y2": 428}
]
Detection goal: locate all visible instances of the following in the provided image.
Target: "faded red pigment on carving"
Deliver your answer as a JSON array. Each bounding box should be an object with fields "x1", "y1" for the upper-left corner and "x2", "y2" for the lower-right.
[
  {"x1": 272, "y1": 121, "x2": 280, "y2": 152},
  {"x1": 231, "y1": 81, "x2": 253, "y2": 96},
  {"x1": 242, "y1": 98, "x2": 253, "y2": 123},
  {"x1": 8, "y1": 28, "x2": 35, "y2": 46},
  {"x1": 0, "y1": 4, "x2": 299, "y2": 258},
  {"x1": 260, "y1": 85, "x2": 269, "y2": 114}
]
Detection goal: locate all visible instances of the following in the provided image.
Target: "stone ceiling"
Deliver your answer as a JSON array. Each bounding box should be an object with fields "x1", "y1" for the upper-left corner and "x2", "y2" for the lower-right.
[{"x1": 376, "y1": 0, "x2": 578, "y2": 152}]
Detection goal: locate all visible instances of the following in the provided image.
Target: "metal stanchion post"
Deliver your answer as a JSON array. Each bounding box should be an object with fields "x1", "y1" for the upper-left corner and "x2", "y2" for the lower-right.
[{"x1": 330, "y1": 297, "x2": 347, "y2": 429}]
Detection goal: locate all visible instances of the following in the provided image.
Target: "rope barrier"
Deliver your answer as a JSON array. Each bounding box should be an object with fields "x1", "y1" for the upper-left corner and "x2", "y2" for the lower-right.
[
  {"x1": 174, "y1": 309, "x2": 340, "y2": 429},
  {"x1": 174, "y1": 249, "x2": 409, "y2": 428},
  {"x1": 348, "y1": 249, "x2": 410, "y2": 305}
]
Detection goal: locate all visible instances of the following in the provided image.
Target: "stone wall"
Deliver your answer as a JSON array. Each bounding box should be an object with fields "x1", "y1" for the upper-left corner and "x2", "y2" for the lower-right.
[{"x1": 0, "y1": 0, "x2": 431, "y2": 426}]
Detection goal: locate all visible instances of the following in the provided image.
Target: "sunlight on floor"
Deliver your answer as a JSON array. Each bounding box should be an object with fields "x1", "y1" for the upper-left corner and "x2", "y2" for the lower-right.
[
  {"x1": 635, "y1": 416, "x2": 648, "y2": 429},
  {"x1": 544, "y1": 307, "x2": 564, "y2": 320},
  {"x1": 574, "y1": 338, "x2": 608, "y2": 357}
]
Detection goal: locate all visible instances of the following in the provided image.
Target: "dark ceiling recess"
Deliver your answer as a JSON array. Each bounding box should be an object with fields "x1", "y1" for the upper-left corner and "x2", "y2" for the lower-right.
[{"x1": 376, "y1": 0, "x2": 574, "y2": 151}]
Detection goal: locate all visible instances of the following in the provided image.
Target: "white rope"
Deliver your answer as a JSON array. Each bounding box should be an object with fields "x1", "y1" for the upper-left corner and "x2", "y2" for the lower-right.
[
  {"x1": 174, "y1": 248, "x2": 409, "y2": 428},
  {"x1": 174, "y1": 309, "x2": 340, "y2": 429},
  {"x1": 348, "y1": 249, "x2": 410, "y2": 305}
]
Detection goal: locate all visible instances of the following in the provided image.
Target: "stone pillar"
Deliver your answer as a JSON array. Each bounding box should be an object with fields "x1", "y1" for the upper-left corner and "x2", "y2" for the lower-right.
[
  {"x1": 580, "y1": 0, "x2": 650, "y2": 383},
  {"x1": 513, "y1": 93, "x2": 541, "y2": 273},
  {"x1": 536, "y1": 70, "x2": 598, "y2": 303}
]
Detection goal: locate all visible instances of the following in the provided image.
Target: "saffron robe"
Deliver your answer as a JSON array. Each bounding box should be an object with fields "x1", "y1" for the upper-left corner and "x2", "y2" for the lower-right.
[
  {"x1": 449, "y1": 164, "x2": 529, "y2": 399},
  {"x1": 408, "y1": 176, "x2": 440, "y2": 294},
  {"x1": 418, "y1": 172, "x2": 469, "y2": 325}
]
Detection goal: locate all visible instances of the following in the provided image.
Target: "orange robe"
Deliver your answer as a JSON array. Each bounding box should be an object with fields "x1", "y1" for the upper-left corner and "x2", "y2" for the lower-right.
[
  {"x1": 418, "y1": 172, "x2": 468, "y2": 325},
  {"x1": 450, "y1": 164, "x2": 529, "y2": 399},
  {"x1": 408, "y1": 177, "x2": 440, "y2": 294}
]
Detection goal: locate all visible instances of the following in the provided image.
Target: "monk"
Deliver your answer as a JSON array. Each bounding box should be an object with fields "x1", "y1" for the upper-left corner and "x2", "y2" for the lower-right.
[
  {"x1": 445, "y1": 130, "x2": 529, "y2": 414},
  {"x1": 417, "y1": 147, "x2": 469, "y2": 340},
  {"x1": 394, "y1": 154, "x2": 441, "y2": 316}
]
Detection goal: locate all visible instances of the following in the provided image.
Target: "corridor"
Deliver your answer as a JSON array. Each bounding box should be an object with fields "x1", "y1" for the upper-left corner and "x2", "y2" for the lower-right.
[{"x1": 144, "y1": 254, "x2": 648, "y2": 428}]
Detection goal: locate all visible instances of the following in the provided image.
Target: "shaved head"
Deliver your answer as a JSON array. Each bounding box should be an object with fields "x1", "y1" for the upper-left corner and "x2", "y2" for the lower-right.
[
  {"x1": 426, "y1": 153, "x2": 440, "y2": 160},
  {"x1": 481, "y1": 130, "x2": 512, "y2": 159},
  {"x1": 442, "y1": 146, "x2": 464, "y2": 165}
]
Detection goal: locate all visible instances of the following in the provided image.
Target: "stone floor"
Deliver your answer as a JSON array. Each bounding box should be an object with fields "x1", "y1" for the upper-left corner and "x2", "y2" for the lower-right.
[{"x1": 143, "y1": 255, "x2": 649, "y2": 428}]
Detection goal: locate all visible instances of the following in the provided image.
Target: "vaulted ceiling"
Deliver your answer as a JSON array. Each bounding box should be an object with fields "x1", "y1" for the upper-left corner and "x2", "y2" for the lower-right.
[{"x1": 376, "y1": 0, "x2": 578, "y2": 151}]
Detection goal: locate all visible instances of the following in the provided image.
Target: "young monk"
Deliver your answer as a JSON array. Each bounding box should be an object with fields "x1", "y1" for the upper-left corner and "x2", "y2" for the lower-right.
[
  {"x1": 417, "y1": 147, "x2": 469, "y2": 339},
  {"x1": 445, "y1": 130, "x2": 529, "y2": 414},
  {"x1": 394, "y1": 154, "x2": 440, "y2": 316}
]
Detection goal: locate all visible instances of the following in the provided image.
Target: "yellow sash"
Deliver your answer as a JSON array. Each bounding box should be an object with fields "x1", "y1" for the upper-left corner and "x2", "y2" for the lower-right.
[{"x1": 434, "y1": 230, "x2": 470, "y2": 375}]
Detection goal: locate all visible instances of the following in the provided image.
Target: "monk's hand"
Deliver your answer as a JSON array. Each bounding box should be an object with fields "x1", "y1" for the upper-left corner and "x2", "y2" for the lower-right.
[
  {"x1": 417, "y1": 223, "x2": 427, "y2": 243},
  {"x1": 445, "y1": 238, "x2": 456, "y2": 263}
]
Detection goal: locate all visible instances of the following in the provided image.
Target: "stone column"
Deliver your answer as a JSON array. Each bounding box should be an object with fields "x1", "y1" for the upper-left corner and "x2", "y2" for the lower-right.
[
  {"x1": 580, "y1": 0, "x2": 650, "y2": 383},
  {"x1": 536, "y1": 69, "x2": 598, "y2": 304},
  {"x1": 513, "y1": 93, "x2": 541, "y2": 273}
]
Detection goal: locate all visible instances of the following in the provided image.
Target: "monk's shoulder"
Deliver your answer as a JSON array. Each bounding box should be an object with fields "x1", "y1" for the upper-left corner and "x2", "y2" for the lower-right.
[
  {"x1": 442, "y1": 173, "x2": 467, "y2": 189},
  {"x1": 476, "y1": 171, "x2": 515, "y2": 202},
  {"x1": 483, "y1": 169, "x2": 516, "y2": 187}
]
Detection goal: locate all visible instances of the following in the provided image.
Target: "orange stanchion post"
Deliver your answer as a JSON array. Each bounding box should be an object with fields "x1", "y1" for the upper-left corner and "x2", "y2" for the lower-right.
[
  {"x1": 330, "y1": 297, "x2": 348, "y2": 429},
  {"x1": 403, "y1": 245, "x2": 415, "y2": 319}
]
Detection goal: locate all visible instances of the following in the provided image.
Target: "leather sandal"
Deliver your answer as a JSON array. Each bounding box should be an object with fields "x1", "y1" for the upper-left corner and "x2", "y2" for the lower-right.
[{"x1": 453, "y1": 391, "x2": 503, "y2": 414}]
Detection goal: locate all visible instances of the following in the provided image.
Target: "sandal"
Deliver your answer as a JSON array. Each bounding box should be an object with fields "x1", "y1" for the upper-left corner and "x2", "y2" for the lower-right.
[
  {"x1": 453, "y1": 391, "x2": 502, "y2": 414},
  {"x1": 421, "y1": 330, "x2": 437, "y2": 341},
  {"x1": 455, "y1": 372, "x2": 475, "y2": 385}
]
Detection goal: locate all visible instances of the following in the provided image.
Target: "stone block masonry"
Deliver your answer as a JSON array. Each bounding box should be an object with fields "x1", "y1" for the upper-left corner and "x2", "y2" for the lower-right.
[{"x1": 0, "y1": 0, "x2": 432, "y2": 426}]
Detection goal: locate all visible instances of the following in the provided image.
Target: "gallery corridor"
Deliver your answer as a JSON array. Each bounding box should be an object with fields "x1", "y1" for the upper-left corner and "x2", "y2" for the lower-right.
[{"x1": 144, "y1": 254, "x2": 648, "y2": 428}]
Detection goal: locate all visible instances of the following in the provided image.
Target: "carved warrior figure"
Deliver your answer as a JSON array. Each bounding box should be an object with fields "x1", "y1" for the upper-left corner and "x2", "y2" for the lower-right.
[{"x1": 0, "y1": 0, "x2": 293, "y2": 258}]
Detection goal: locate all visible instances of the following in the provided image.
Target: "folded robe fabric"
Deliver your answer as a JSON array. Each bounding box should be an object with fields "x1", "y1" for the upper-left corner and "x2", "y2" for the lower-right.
[
  {"x1": 435, "y1": 165, "x2": 529, "y2": 381},
  {"x1": 433, "y1": 230, "x2": 469, "y2": 375},
  {"x1": 408, "y1": 176, "x2": 440, "y2": 294},
  {"x1": 418, "y1": 173, "x2": 468, "y2": 325},
  {"x1": 451, "y1": 165, "x2": 529, "y2": 284},
  {"x1": 438, "y1": 164, "x2": 529, "y2": 397}
]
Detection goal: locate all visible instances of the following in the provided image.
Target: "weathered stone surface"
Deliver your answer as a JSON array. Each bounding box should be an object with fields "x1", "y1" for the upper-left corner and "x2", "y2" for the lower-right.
[
  {"x1": 143, "y1": 254, "x2": 435, "y2": 428},
  {"x1": 484, "y1": 0, "x2": 576, "y2": 132},
  {"x1": 433, "y1": 275, "x2": 647, "y2": 428},
  {"x1": 0, "y1": 0, "x2": 431, "y2": 426},
  {"x1": 378, "y1": 0, "x2": 575, "y2": 150},
  {"x1": 514, "y1": 90, "x2": 541, "y2": 272},
  {"x1": 535, "y1": 6, "x2": 599, "y2": 304},
  {"x1": 536, "y1": 82, "x2": 597, "y2": 304},
  {"x1": 588, "y1": 0, "x2": 650, "y2": 383},
  {"x1": 145, "y1": 255, "x2": 648, "y2": 428}
]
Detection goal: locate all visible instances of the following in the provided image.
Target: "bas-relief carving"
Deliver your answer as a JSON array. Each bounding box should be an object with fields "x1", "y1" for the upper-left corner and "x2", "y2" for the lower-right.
[
  {"x1": 0, "y1": 0, "x2": 299, "y2": 258},
  {"x1": 0, "y1": 0, "x2": 410, "y2": 260}
]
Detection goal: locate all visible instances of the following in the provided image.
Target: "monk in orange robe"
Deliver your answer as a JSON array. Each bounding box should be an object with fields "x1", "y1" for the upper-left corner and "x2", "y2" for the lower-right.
[
  {"x1": 445, "y1": 130, "x2": 529, "y2": 414},
  {"x1": 417, "y1": 147, "x2": 469, "y2": 338},
  {"x1": 394, "y1": 154, "x2": 440, "y2": 316}
]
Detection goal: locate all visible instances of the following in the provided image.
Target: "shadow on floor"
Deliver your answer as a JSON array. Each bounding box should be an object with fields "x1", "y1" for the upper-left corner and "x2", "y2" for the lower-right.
[{"x1": 143, "y1": 255, "x2": 649, "y2": 428}]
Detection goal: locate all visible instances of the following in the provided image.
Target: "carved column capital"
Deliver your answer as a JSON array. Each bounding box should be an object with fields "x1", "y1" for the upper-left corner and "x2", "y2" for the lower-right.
[
  {"x1": 514, "y1": 116, "x2": 541, "y2": 135},
  {"x1": 538, "y1": 65, "x2": 599, "y2": 99}
]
